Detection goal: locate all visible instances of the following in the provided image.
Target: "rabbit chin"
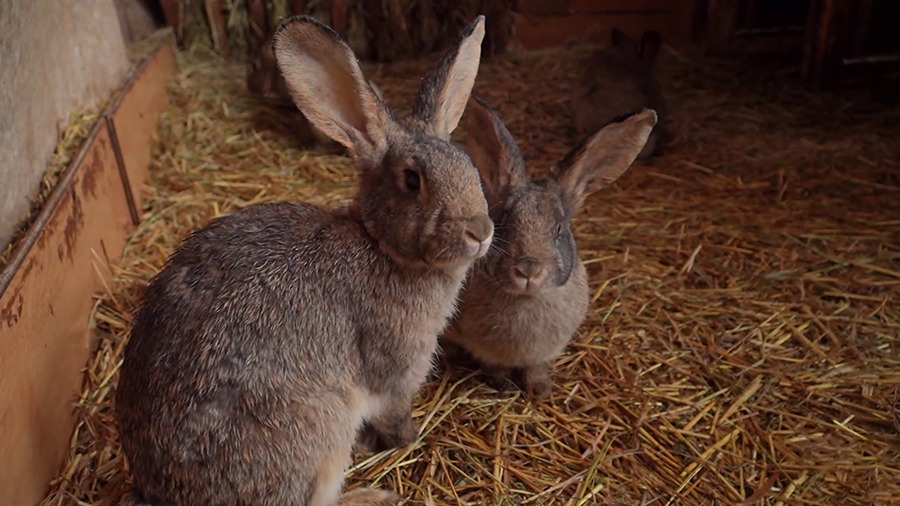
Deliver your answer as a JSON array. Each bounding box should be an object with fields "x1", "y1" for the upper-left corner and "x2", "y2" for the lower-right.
[
  {"x1": 501, "y1": 281, "x2": 545, "y2": 297},
  {"x1": 379, "y1": 239, "x2": 488, "y2": 274}
]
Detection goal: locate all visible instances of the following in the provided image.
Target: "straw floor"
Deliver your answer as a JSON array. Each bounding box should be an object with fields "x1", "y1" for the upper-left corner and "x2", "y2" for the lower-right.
[{"x1": 40, "y1": 39, "x2": 900, "y2": 506}]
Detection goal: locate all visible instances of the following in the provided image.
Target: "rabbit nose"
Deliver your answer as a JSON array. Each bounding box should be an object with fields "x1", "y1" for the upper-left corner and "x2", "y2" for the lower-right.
[
  {"x1": 511, "y1": 259, "x2": 548, "y2": 293},
  {"x1": 464, "y1": 214, "x2": 494, "y2": 258}
]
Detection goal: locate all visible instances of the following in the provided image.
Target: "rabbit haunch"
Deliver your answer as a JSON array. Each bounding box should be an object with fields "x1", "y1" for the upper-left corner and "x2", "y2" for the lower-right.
[
  {"x1": 115, "y1": 15, "x2": 491, "y2": 506},
  {"x1": 443, "y1": 96, "x2": 657, "y2": 399}
]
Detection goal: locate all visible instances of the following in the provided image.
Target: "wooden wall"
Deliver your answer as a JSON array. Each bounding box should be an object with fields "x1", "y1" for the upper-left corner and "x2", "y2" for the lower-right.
[{"x1": 513, "y1": 0, "x2": 701, "y2": 50}]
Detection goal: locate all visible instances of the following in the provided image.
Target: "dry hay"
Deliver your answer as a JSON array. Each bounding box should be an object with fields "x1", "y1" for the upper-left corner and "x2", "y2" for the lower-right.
[
  {"x1": 0, "y1": 105, "x2": 101, "y2": 268},
  {"x1": 39, "y1": 41, "x2": 900, "y2": 506},
  {"x1": 0, "y1": 31, "x2": 173, "y2": 271}
]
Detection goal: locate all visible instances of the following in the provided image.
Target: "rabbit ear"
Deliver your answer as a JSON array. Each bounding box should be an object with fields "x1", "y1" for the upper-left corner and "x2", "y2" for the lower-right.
[
  {"x1": 639, "y1": 31, "x2": 662, "y2": 63},
  {"x1": 412, "y1": 16, "x2": 486, "y2": 139},
  {"x1": 273, "y1": 16, "x2": 389, "y2": 160},
  {"x1": 553, "y1": 109, "x2": 657, "y2": 215},
  {"x1": 610, "y1": 27, "x2": 635, "y2": 50},
  {"x1": 465, "y1": 96, "x2": 529, "y2": 205}
]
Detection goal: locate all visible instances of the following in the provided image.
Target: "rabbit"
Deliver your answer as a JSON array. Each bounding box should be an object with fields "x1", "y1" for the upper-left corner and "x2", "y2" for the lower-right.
[
  {"x1": 571, "y1": 28, "x2": 667, "y2": 160},
  {"x1": 441, "y1": 96, "x2": 657, "y2": 400},
  {"x1": 247, "y1": 34, "x2": 385, "y2": 150},
  {"x1": 114, "y1": 15, "x2": 493, "y2": 506}
]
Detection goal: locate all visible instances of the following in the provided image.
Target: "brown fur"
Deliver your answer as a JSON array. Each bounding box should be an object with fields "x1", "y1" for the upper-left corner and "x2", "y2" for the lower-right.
[
  {"x1": 571, "y1": 28, "x2": 667, "y2": 160},
  {"x1": 247, "y1": 35, "x2": 385, "y2": 150},
  {"x1": 442, "y1": 97, "x2": 657, "y2": 400},
  {"x1": 115, "y1": 15, "x2": 491, "y2": 506}
]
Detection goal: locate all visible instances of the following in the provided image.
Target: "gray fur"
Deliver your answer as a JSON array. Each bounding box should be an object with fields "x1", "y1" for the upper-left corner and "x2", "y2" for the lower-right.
[
  {"x1": 571, "y1": 28, "x2": 667, "y2": 160},
  {"x1": 443, "y1": 96, "x2": 656, "y2": 399},
  {"x1": 115, "y1": 15, "x2": 490, "y2": 506}
]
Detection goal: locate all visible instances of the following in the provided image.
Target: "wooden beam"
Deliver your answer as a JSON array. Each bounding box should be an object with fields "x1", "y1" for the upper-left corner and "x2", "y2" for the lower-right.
[
  {"x1": 512, "y1": 11, "x2": 680, "y2": 50},
  {"x1": 205, "y1": 0, "x2": 230, "y2": 56},
  {"x1": 158, "y1": 0, "x2": 182, "y2": 43},
  {"x1": 703, "y1": 0, "x2": 740, "y2": 55},
  {"x1": 331, "y1": 0, "x2": 349, "y2": 38},
  {"x1": 247, "y1": 0, "x2": 269, "y2": 56},
  {"x1": 289, "y1": 0, "x2": 307, "y2": 16}
]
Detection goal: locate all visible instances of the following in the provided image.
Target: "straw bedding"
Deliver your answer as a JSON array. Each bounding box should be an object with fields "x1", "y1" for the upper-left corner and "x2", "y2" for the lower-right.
[{"x1": 40, "y1": 38, "x2": 900, "y2": 506}]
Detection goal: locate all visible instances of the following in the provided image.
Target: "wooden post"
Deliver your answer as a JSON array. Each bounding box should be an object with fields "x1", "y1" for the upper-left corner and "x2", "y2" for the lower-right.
[
  {"x1": 802, "y1": 0, "x2": 838, "y2": 92},
  {"x1": 331, "y1": 0, "x2": 349, "y2": 38},
  {"x1": 159, "y1": 0, "x2": 182, "y2": 44},
  {"x1": 365, "y1": 0, "x2": 386, "y2": 61},
  {"x1": 205, "y1": 0, "x2": 230, "y2": 56},
  {"x1": 704, "y1": 0, "x2": 739, "y2": 56},
  {"x1": 247, "y1": 0, "x2": 268, "y2": 56},
  {"x1": 290, "y1": 0, "x2": 308, "y2": 15}
]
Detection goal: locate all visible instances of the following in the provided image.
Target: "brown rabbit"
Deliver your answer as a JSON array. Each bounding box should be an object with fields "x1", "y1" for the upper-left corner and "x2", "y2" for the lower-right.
[
  {"x1": 571, "y1": 28, "x2": 666, "y2": 160},
  {"x1": 442, "y1": 96, "x2": 657, "y2": 399},
  {"x1": 115, "y1": 15, "x2": 492, "y2": 506},
  {"x1": 247, "y1": 34, "x2": 385, "y2": 149}
]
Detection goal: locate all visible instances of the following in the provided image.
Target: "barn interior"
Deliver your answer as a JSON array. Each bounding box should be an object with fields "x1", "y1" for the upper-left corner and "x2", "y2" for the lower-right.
[{"x1": 1, "y1": 1, "x2": 898, "y2": 506}]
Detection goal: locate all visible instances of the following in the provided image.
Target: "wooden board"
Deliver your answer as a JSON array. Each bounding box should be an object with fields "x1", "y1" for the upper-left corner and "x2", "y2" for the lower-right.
[
  {"x1": 0, "y1": 36, "x2": 174, "y2": 506},
  {"x1": 0, "y1": 122, "x2": 132, "y2": 506},
  {"x1": 516, "y1": 0, "x2": 672, "y2": 15},
  {"x1": 513, "y1": 11, "x2": 683, "y2": 50},
  {"x1": 112, "y1": 37, "x2": 175, "y2": 214}
]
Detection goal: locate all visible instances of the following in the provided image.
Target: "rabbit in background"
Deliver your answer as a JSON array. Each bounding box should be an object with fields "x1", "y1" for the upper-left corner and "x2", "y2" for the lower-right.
[
  {"x1": 115, "y1": 15, "x2": 492, "y2": 506},
  {"x1": 441, "y1": 96, "x2": 657, "y2": 400},
  {"x1": 572, "y1": 28, "x2": 668, "y2": 160}
]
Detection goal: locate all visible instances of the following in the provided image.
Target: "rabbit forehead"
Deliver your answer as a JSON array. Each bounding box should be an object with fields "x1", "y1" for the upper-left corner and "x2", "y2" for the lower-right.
[
  {"x1": 394, "y1": 133, "x2": 485, "y2": 212},
  {"x1": 491, "y1": 181, "x2": 578, "y2": 288},
  {"x1": 503, "y1": 181, "x2": 568, "y2": 231}
]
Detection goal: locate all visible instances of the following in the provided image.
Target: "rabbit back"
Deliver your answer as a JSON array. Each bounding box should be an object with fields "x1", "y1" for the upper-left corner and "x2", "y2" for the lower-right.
[
  {"x1": 117, "y1": 202, "x2": 474, "y2": 506},
  {"x1": 116, "y1": 203, "x2": 406, "y2": 505}
]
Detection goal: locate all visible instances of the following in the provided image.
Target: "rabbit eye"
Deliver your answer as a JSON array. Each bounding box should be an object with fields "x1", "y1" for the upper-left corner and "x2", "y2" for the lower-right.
[
  {"x1": 404, "y1": 169, "x2": 421, "y2": 192},
  {"x1": 555, "y1": 224, "x2": 563, "y2": 238}
]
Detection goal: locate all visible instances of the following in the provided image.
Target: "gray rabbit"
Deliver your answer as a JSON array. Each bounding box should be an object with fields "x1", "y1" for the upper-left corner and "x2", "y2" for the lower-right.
[
  {"x1": 571, "y1": 28, "x2": 667, "y2": 160},
  {"x1": 443, "y1": 96, "x2": 656, "y2": 399},
  {"x1": 115, "y1": 15, "x2": 492, "y2": 506}
]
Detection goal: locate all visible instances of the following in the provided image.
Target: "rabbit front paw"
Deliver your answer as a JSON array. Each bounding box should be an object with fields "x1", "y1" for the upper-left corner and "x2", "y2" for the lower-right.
[
  {"x1": 521, "y1": 363, "x2": 552, "y2": 400},
  {"x1": 377, "y1": 413, "x2": 419, "y2": 449},
  {"x1": 359, "y1": 413, "x2": 418, "y2": 453},
  {"x1": 480, "y1": 364, "x2": 518, "y2": 393}
]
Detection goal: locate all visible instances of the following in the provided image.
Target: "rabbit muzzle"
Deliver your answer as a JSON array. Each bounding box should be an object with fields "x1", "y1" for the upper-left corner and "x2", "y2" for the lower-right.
[
  {"x1": 506, "y1": 257, "x2": 549, "y2": 295},
  {"x1": 462, "y1": 213, "x2": 494, "y2": 260}
]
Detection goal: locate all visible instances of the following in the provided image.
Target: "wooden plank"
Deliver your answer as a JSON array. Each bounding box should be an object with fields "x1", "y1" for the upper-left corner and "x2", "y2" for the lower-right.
[
  {"x1": 159, "y1": 0, "x2": 182, "y2": 42},
  {"x1": 703, "y1": 0, "x2": 740, "y2": 55},
  {"x1": 570, "y1": 0, "x2": 672, "y2": 13},
  {"x1": 205, "y1": 0, "x2": 230, "y2": 56},
  {"x1": 516, "y1": 0, "x2": 673, "y2": 15},
  {"x1": 289, "y1": 0, "x2": 307, "y2": 15},
  {"x1": 247, "y1": 0, "x2": 268, "y2": 55},
  {"x1": 0, "y1": 121, "x2": 133, "y2": 506},
  {"x1": 0, "y1": 37, "x2": 174, "y2": 506},
  {"x1": 111, "y1": 37, "x2": 175, "y2": 213},
  {"x1": 512, "y1": 12, "x2": 683, "y2": 50},
  {"x1": 515, "y1": 0, "x2": 572, "y2": 16},
  {"x1": 331, "y1": 0, "x2": 349, "y2": 38}
]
